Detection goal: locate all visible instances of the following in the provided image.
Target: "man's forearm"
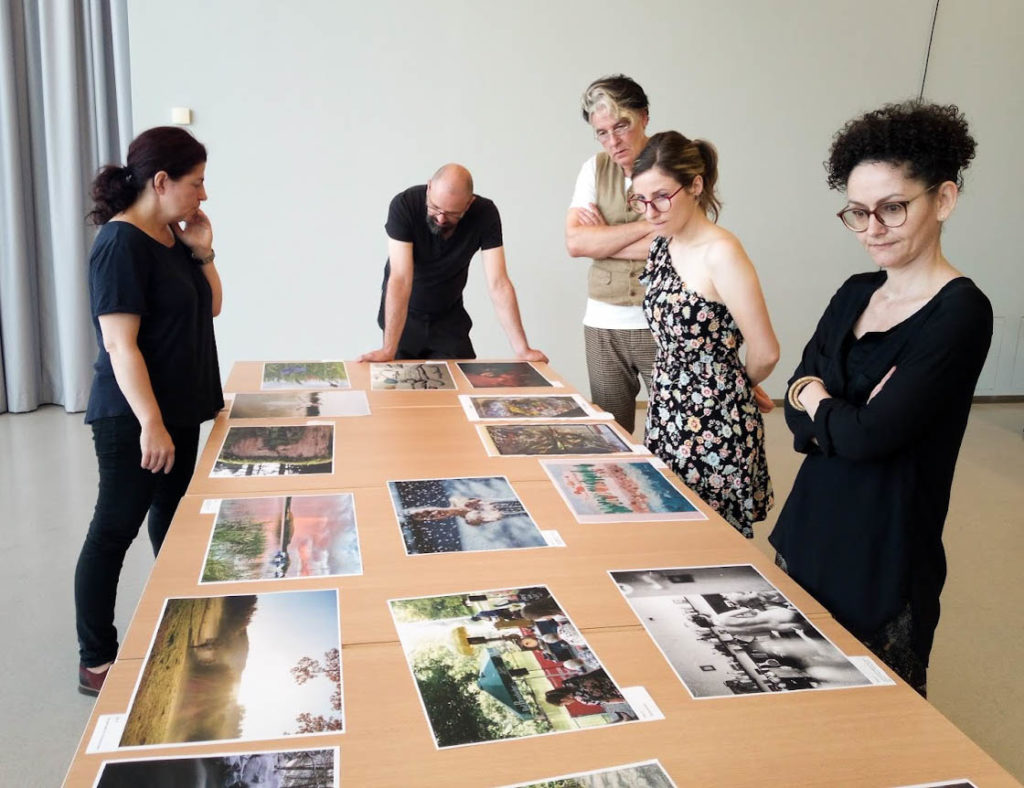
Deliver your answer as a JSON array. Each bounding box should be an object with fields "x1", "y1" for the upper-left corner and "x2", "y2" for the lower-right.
[
  {"x1": 381, "y1": 277, "x2": 412, "y2": 354},
  {"x1": 566, "y1": 220, "x2": 655, "y2": 260},
  {"x1": 489, "y1": 279, "x2": 531, "y2": 354}
]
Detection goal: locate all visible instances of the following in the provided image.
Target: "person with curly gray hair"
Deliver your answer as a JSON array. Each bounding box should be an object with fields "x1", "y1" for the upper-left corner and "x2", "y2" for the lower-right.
[
  {"x1": 565, "y1": 75, "x2": 660, "y2": 433},
  {"x1": 769, "y1": 101, "x2": 992, "y2": 696}
]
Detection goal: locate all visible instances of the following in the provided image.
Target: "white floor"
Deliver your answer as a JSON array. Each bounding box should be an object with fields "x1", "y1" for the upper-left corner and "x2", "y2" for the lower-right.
[{"x1": 0, "y1": 404, "x2": 1021, "y2": 786}]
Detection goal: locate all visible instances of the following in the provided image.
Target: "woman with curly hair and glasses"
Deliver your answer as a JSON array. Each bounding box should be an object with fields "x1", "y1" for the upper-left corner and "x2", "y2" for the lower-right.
[{"x1": 769, "y1": 102, "x2": 992, "y2": 696}]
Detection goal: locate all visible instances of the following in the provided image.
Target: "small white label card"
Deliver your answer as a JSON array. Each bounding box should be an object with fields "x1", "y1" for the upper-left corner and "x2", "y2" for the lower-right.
[
  {"x1": 849, "y1": 655, "x2": 897, "y2": 686},
  {"x1": 541, "y1": 530, "x2": 566, "y2": 547},
  {"x1": 85, "y1": 713, "x2": 127, "y2": 753},
  {"x1": 199, "y1": 498, "x2": 221, "y2": 515},
  {"x1": 620, "y1": 686, "x2": 665, "y2": 721}
]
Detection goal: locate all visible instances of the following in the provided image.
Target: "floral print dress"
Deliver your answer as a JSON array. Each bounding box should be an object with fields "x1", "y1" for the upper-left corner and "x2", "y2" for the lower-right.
[{"x1": 641, "y1": 236, "x2": 772, "y2": 536}]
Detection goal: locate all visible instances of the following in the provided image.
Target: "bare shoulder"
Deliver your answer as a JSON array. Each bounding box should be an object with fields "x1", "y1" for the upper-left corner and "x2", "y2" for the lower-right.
[{"x1": 703, "y1": 228, "x2": 751, "y2": 271}]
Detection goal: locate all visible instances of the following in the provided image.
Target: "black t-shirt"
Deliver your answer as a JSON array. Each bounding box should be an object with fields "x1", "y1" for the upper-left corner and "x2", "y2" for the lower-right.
[
  {"x1": 85, "y1": 221, "x2": 223, "y2": 426},
  {"x1": 379, "y1": 185, "x2": 503, "y2": 321}
]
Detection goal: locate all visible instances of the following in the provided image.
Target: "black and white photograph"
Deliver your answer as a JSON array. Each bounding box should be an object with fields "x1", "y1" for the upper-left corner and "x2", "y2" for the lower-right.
[
  {"x1": 497, "y1": 758, "x2": 676, "y2": 788},
  {"x1": 611, "y1": 565, "x2": 872, "y2": 699},
  {"x1": 94, "y1": 747, "x2": 339, "y2": 787}
]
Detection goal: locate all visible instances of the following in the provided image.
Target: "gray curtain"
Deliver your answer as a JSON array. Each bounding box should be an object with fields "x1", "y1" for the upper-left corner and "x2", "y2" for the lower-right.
[{"x1": 0, "y1": 0, "x2": 132, "y2": 414}]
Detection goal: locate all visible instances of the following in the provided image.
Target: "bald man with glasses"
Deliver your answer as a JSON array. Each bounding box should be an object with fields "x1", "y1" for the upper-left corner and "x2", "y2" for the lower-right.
[{"x1": 360, "y1": 163, "x2": 546, "y2": 363}]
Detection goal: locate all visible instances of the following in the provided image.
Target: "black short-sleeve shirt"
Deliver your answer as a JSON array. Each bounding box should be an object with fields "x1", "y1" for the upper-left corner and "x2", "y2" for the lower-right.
[
  {"x1": 85, "y1": 221, "x2": 223, "y2": 425},
  {"x1": 379, "y1": 185, "x2": 503, "y2": 320}
]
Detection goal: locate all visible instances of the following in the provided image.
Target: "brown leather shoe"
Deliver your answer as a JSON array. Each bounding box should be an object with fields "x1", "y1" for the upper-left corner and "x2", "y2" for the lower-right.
[{"x1": 78, "y1": 664, "x2": 108, "y2": 696}]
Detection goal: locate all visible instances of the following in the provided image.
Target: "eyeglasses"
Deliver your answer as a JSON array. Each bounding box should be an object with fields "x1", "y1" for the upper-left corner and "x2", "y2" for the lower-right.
[
  {"x1": 836, "y1": 184, "x2": 938, "y2": 232},
  {"x1": 426, "y1": 198, "x2": 467, "y2": 221},
  {"x1": 628, "y1": 185, "x2": 685, "y2": 214},
  {"x1": 594, "y1": 119, "x2": 633, "y2": 143}
]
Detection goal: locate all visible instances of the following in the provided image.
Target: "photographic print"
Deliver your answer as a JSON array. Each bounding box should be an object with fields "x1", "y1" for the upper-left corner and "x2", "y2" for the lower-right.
[
  {"x1": 610, "y1": 565, "x2": 871, "y2": 699},
  {"x1": 200, "y1": 494, "x2": 362, "y2": 583},
  {"x1": 457, "y1": 362, "x2": 554, "y2": 389},
  {"x1": 120, "y1": 589, "x2": 343, "y2": 748},
  {"x1": 389, "y1": 585, "x2": 637, "y2": 749},
  {"x1": 459, "y1": 394, "x2": 603, "y2": 422},
  {"x1": 211, "y1": 425, "x2": 334, "y2": 477},
  {"x1": 94, "y1": 747, "x2": 339, "y2": 788},
  {"x1": 498, "y1": 759, "x2": 676, "y2": 788},
  {"x1": 478, "y1": 423, "x2": 636, "y2": 457},
  {"x1": 370, "y1": 362, "x2": 456, "y2": 390},
  {"x1": 541, "y1": 459, "x2": 705, "y2": 523},
  {"x1": 387, "y1": 477, "x2": 547, "y2": 555},
  {"x1": 229, "y1": 391, "x2": 370, "y2": 419},
  {"x1": 261, "y1": 361, "x2": 350, "y2": 390}
]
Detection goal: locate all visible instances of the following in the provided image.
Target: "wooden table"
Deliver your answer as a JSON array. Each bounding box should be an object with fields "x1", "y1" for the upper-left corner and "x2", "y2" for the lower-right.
[
  {"x1": 186, "y1": 407, "x2": 644, "y2": 495},
  {"x1": 63, "y1": 360, "x2": 1021, "y2": 787},
  {"x1": 112, "y1": 482, "x2": 827, "y2": 659},
  {"x1": 224, "y1": 359, "x2": 578, "y2": 408},
  {"x1": 65, "y1": 630, "x2": 1019, "y2": 787}
]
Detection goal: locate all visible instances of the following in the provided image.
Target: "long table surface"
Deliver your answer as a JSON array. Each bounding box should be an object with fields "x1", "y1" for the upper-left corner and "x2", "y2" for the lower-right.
[
  {"x1": 113, "y1": 482, "x2": 832, "y2": 658},
  {"x1": 67, "y1": 629, "x2": 1018, "y2": 787},
  {"x1": 63, "y1": 359, "x2": 1020, "y2": 786},
  {"x1": 187, "y1": 406, "x2": 644, "y2": 495},
  {"x1": 224, "y1": 359, "x2": 578, "y2": 408}
]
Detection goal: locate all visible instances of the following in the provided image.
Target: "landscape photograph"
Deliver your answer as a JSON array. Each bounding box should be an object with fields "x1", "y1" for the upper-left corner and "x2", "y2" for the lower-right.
[
  {"x1": 201, "y1": 494, "x2": 362, "y2": 583},
  {"x1": 479, "y1": 424, "x2": 634, "y2": 457},
  {"x1": 211, "y1": 425, "x2": 334, "y2": 477},
  {"x1": 261, "y1": 361, "x2": 350, "y2": 390},
  {"x1": 120, "y1": 589, "x2": 343, "y2": 748},
  {"x1": 95, "y1": 747, "x2": 338, "y2": 787}
]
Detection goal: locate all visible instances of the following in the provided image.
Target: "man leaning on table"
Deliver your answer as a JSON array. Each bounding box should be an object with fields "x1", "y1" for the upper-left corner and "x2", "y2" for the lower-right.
[{"x1": 359, "y1": 163, "x2": 547, "y2": 363}]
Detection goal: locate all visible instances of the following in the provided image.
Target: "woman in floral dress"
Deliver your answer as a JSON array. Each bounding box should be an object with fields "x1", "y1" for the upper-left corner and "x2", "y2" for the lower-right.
[{"x1": 630, "y1": 132, "x2": 779, "y2": 536}]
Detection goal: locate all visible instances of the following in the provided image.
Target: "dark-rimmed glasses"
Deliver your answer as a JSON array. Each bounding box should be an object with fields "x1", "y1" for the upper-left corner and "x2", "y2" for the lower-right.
[
  {"x1": 837, "y1": 184, "x2": 938, "y2": 232},
  {"x1": 628, "y1": 185, "x2": 685, "y2": 214},
  {"x1": 426, "y1": 198, "x2": 468, "y2": 221}
]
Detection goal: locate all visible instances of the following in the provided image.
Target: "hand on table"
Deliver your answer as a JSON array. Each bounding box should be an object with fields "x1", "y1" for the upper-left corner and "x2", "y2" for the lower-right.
[
  {"x1": 357, "y1": 347, "x2": 396, "y2": 363},
  {"x1": 517, "y1": 348, "x2": 549, "y2": 363}
]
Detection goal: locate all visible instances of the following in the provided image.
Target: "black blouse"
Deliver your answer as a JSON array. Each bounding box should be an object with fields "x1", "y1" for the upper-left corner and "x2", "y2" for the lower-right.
[
  {"x1": 769, "y1": 271, "x2": 992, "y2": 661},
  {"x1": 85, "y1": 222, "x2": 223, "y2": 426}
]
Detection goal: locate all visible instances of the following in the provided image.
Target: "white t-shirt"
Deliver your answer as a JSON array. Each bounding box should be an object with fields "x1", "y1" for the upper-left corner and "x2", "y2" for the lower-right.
[{"x1": 570, "y1": 155, "x2": 649, "y2": 330}]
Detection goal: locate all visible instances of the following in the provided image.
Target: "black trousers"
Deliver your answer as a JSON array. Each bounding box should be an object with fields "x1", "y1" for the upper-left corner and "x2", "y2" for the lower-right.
[
  {"x1": 391, "y1": 306, "x2": 476, "y2": 360},
  {"x1": 74, "y1": 415, "x2": 199, "y2": 666}
]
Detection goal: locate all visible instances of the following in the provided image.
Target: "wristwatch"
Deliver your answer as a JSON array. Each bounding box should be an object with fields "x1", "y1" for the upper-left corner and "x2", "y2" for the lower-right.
[{"x1": 192, "y1": 248, "x2": 216, "y2": 265}]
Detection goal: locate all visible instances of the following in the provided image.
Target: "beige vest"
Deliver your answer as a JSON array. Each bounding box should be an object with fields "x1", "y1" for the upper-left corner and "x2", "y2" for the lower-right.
[{"x1": 587, "y1": 152, "x2": 646, "y2": 306}]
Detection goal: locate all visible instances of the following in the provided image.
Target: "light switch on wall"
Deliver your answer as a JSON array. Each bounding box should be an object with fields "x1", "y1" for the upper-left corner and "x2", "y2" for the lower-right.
[{"x1": 171, "y1": 107, "x2": 192, "y2": 125}]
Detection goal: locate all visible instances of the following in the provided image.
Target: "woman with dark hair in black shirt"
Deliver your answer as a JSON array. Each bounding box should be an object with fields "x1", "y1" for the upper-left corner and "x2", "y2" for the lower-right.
[
  {"x1": 769, "y1": 102, "x2": 992, "y2": 696},
  {"x1": 75, "y1": 126, "x2": 224, "y2": 695}
]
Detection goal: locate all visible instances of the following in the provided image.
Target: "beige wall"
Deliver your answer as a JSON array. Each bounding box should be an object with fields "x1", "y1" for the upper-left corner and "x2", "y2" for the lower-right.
[{"x1": 125, "y1": 0, "x2": 1024, "y2": 395}]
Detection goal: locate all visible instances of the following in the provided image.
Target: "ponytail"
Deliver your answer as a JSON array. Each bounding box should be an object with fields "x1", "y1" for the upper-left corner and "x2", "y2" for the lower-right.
[
  {"x1": 693, "y1": 139, "x2": 721, "y2": 222},
  {"x1": 88, "y1": 165, "x2": 142, "y2": 225}
]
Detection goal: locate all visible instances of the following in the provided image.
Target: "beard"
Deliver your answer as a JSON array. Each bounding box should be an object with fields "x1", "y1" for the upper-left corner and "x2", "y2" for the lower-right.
[{"x1": 426, "y1": 210, "x2": 445, "y2": 236}]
